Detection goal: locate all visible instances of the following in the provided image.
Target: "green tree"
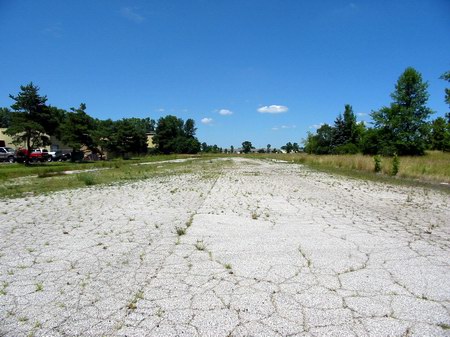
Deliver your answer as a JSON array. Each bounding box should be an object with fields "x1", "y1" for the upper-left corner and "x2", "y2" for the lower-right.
[
  {"x1": 0, "y1": 107, "x2": 12, "y2": 128},
  {"x1": 304, "y1": 124, "x2": 333, "y2": 154},
  {"x1": 5, "y1": 83, "x2": 51, "y2": 163},
  {"x1": 281, "y1": 142, "x2": 293, "y2": 153},
  {"x1": 371, "y1": 67, "x2": 433, "y2": 155},
  {"x1": 331, "y1": 105, "x2": 361, "y2": 153},
  {"x1": 266, "y1": 144, "x2": 271, "y2": 153},
  {"x1": 59, "y1": 103, "x2": 95, "y2": 152},
  {"x1": 440, "y1": 71, "x2": 450, "y2": 109},
  {"x1": 230, "y1": 145, "x2": 234, "y2": 153},
  {"x1": 108, "y1": 118, "x2": 152, "y2": 158},
  {"x1": 153, "y1": 115, "x2": 200, "y2": 154},
  {"x1": 241, "y1": 141, "x2": 253, "y2": 154},
  {"x1": 430, "y1": 117, "x2": 450, "y2": 151}
]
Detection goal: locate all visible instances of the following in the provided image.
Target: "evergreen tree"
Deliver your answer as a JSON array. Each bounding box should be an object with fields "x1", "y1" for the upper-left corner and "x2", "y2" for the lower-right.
[
  {"x1": 59, "y1": 103, "x2": 95, "y2": 152},
  {"x1": 371, "y1": 67, "x2": 433, "y2": 155},
  {"x1": 6, "y1": 83, "x2": 50, "y2": 163}
]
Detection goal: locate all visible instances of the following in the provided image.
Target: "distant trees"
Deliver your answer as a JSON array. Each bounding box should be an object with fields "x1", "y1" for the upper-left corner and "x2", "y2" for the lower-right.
[
  {"x1": 153, "y1": 115, "x2": 200, "y2": 154},
  {"x1": 305, "y1": 67, "x2": 440, "y2": 156},
  {"x1": 241, "y1": 141, "x2": 253, "y2": 154},
  {"x1": 304, "y1": 105, "x2": 362, "y2": 155}
]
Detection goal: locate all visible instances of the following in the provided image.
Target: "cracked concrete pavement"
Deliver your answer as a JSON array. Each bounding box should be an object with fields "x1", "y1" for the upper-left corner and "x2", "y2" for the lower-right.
[{"x1": 0, "y1": 158, "x2": 449, "y2": 336}]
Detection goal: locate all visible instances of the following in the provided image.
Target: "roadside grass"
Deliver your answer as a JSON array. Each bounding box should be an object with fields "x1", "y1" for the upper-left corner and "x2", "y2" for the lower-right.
[
  {"x1": 0, "y1": 155, "x2": 233, "y2": 199},
  {"x1": 246, "y1": 151, "x2": 450, "y2": 188}
]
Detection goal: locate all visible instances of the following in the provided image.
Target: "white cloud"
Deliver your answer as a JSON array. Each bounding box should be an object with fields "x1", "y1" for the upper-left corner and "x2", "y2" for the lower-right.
[
  {"x1": 218, "y1": 109, "x2": 233, "y2": 116},
  {"x1": 271, "y1": 127, "x2": 279, "y2": 131},
  {"x1": 120, "y1": 7, "x2": 144, "y2": 23},
  {"x1": 257, "y1": 105, "x2": 288, "y2": 114},
  {"x1": 309, "y1": 123, "x2": 324, "y2": 129},
  {"x1": 156, "y1": 108, "x2": 165, "y2": 113},
  {"x1": 357, "y1": 112, "x2": 367, "y2": 117},
  {"x1": 201, "y1": 117, "x2": 213, "y2": 125},
  {"x1": 258, "y1": 105, "x2": 289, "y2": 114}
]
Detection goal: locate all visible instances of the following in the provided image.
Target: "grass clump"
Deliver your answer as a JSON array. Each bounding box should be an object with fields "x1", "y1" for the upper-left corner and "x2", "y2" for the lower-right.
[
  {"x1": 176, "y1": 226, "x2": 186, "y2": 236},
  {"x1": 77, "y1": 174, "x2": 96, "y2": 186},
  {"x1": 194, "y1": 240, "x2": 206, "y2": 251}
]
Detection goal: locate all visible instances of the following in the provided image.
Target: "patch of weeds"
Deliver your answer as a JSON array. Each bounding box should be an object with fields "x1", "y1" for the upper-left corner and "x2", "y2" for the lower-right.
[
  {"x1": 176, "y1": 226, "x2": 186, "y2": 236},
  {"x1": 186, "y1": 215, "x2": 194, "y2": 228},
  {"x1": 194, "y1": 240, "x2": 206, "y2": 251},
  {"x1": 439, "y1": 323, "x2": 450, "y2": 330},
  {"x1": 35, "y1": 282, "x2": 43, "y2": 292},
  {"x1": 251, "y1": 212, "x2": 259, "y2": 220},
  {"x1": 77, "y1": 174, "x2": 96, "y2": 186},
  {"x1": 18, "y1": 316, "x2": 29, "y2": 322},
  {"x1": 127, "y1": 290, "x2": 144, "y2": 310},
  {"x1": 406, "y1": 194, "x2": 413, "y2": 203},
  {"x1": 7, "y1": 269, "x2": 14, "y2": 276},
  {"x1": 156, "y1": 307, "x2": 164, "y2": 318},
  {"x1": 224, "y1": 263, "x2": 232, "y2": 270}
]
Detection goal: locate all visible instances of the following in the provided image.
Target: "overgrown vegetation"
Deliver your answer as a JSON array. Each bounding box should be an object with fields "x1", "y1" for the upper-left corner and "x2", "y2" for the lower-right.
[
  {"x1": 304, "y1": 67, "x2": 450, "y2": 156},
  {"x1": 253, "y1": 152, "x2": 450, "y2": 188}
]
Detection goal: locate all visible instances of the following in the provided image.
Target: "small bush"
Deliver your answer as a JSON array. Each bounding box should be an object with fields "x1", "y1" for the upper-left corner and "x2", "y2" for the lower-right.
[
  {"x1": 392, "y1": 153, "x2": 400, "y2": 176},
  {"x1": 373, "y1": 155, "x2": 382, "y2": 173},
  {"x1": 77, "y1": 174, "x2": 96, "y2": 186}
]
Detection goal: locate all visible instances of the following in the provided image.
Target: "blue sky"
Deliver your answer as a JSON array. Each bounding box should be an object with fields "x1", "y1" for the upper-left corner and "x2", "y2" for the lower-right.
[{"x1": 1, "y1": 0, "x2": 449, "y2": 148}]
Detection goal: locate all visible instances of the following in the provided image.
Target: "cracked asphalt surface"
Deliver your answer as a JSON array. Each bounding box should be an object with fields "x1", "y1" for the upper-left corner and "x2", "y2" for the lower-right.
[{"x1": 0, "y1": 158, "x2": 449, "y2": 336}]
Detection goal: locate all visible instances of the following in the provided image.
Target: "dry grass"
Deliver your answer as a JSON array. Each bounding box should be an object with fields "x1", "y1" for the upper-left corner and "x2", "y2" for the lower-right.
[{"x1": 248, "y1": 151, "x2": 450, "y2": 185}]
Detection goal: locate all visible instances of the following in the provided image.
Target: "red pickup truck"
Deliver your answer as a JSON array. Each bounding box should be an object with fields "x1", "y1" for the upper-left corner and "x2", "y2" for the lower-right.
[{"x1": 15, "y1": 148, "x2": 51, "y2": 163}]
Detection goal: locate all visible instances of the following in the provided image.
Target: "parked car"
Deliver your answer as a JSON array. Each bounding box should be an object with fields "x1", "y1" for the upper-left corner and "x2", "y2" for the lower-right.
[
  {"x1": 15, "y1": 148, "x2": 51, "y2": 163},
  {"x1": 48, "y1": 150, "x2": 71, "y2": 162},
  {"x1": 0, "y1": 147, "x2": 15, "y2": 163}
]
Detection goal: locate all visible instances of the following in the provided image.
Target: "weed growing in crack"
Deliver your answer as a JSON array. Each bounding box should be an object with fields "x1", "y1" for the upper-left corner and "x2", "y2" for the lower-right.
[
  {"x1": 251, "y1": 212, "x2": 259, "y2": 220},
  {"x1": 156, "y1": 308, "x2": 164, "y2": 318},
  {"x1": 127, "y1": 290, "x2": 144, "y2": 310},
  {"x1": 35, "y1": 282, "x2": 43, "y2": 292},
  {"x1": 176, "y1": 226, "x2": 186, "y2": 236},
  {"x1": 224, "y1": 263, "x2": 232, "y2": 270},
  {"x1": 195, "y1": 240, "x2": 206, "y2": 251}
]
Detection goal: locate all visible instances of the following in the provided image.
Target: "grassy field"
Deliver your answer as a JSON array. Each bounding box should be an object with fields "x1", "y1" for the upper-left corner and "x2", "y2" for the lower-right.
[{"x1": 0, "y1": 155, "x2": 221, "y2": 198}]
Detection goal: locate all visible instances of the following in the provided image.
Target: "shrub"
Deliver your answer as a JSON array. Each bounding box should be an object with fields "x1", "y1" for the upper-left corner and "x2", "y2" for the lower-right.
[
  {"x1": 373, "y1": 155, "x2": 382, "y2": 173},
  {"x1": 392, "y1": 153, "x2": 399, "y2": 176}
]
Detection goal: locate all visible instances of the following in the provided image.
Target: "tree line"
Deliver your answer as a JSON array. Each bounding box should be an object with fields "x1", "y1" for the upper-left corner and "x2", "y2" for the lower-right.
[
  {"x1": 0, "y1": 83, "x2": 201, "y2": 161},
  {"x1": 304, "y1": 67, "x2": 450, "y2": 156}
]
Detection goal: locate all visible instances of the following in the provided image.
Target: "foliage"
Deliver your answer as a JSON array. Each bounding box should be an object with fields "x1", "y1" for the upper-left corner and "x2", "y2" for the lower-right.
[
  {"x1": 304, "y1": 105, "x2": 363, "y2": 155},
  {"x1": 373, "y1": 155, "x2": 382, "y2": 172},
  {"x1": 59, "y1": 103, "x2": 95, "y2": 151},
  {"x1": 440, "y1": 71, "x2": 450, "y2": 109},
  {"x1": 5, "y1": 83, "x2": 52, "y2": 162},
  {"x1": 0, "y1": 107, "x2": 12, "y2": 128},
  {"x1": 371, "y1": 67, "x2": 433, "y2": 155},
  {"x1": 153, "y1": 115, "x2": 200, "y2": 154},
  {"x1": 392, "y1": 153, "x2": 399, "y2": 176},
  {"x1": 304, "y1": 124, "x2": 333, "y2": 154},
  {"x1": 429, "y1": 117, "x2": 450, "y2": 151},
  {"x1": 241, "y1": 141, "x2": 253, "y2": 153},
  {"x1": 107, "y1": 118, "x2": 152, "y2": 158}
]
